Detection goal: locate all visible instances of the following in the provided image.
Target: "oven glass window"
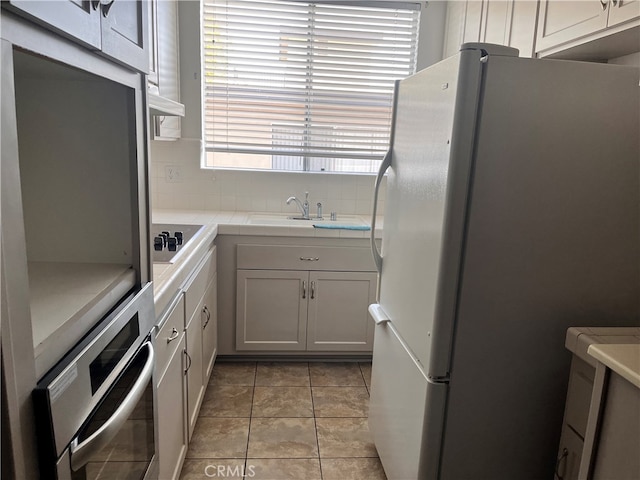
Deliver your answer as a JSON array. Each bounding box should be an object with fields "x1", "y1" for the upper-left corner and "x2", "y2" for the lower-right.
[
  {"x1": 74, "y1": 343, "x2": 154, "y2": 480},
  {"x1": 90, "y1": 315, "x2": 140, "y2": 394}
]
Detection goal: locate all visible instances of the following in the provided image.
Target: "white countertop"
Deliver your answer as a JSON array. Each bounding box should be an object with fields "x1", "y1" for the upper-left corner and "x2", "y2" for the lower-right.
[
  {"x1": 565, "y1": 326, "x2": 640, "y2": 366},
  {"x1": 588, "y1": 344, "x2": 640, "y2": 389},
  {"x1": 152, "y1": 209, "x2": 381, "y2": 239},
  {"x1": 151, "y1": 209, "x2": 382, "y2": 316}
]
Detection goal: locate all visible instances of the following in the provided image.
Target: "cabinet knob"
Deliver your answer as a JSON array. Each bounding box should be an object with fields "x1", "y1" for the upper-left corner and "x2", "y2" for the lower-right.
[{"x1": 599, "y1": 0, "x2": 608, "y2": 10}]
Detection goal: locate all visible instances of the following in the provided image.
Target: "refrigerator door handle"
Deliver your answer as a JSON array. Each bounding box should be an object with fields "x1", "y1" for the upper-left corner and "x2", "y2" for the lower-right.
[
  {"x1": 371, "y1": 80, "x2": 399, "y2": 273},
  {"x1": 371, "y1": 150, "x2": 391, "y2": 273},
  {"x1": 368, "y1": 303, "x2": 390, "y2": 325}
]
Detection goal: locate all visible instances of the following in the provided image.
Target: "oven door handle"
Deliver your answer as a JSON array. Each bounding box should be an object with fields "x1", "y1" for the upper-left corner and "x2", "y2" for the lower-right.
[{"x1": 69, "y1": 341, "x2": 155, "y2": 471}]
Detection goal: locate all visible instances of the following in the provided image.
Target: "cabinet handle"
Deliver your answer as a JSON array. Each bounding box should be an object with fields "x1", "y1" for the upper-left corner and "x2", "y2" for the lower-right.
[
  {"x1": 184, "y1": 349, "x2": 192, "y2": 374},
  {"x1": 599, "y1": 0, "x2": 608, "y2": 10},
  {"x1": 555, "y1": 448, "x2": 568, "y2": 480},
  {"x1": 202, "y1": 305, "x2": 211, "y2": 329},
  {"x1": 302, "y1": 281, "x2": 307, "y2": 299},
  {"x1": 91, "y1": 0, "x2": 101, "y2": 10},
  {"x1": 299, "y1": 256, "x2": 319, "y2": 262},
  {"x1": 310, "y1": 281, "x2": 315, "y2": 299},
  {"x1": 611, "y1": 0, "x2": 618, "y2": 5},
  {"x1": 101, "y1": 0, "x2": 116, "y2": 17},
  {"x1": 166, "y1": 327, "x2": 179, "y2": 344}
]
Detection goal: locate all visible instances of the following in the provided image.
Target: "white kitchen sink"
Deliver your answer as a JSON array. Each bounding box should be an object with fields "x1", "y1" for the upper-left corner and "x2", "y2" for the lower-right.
[{"x1": 248, "y1": 213, "x2": 367, "y2": 226}]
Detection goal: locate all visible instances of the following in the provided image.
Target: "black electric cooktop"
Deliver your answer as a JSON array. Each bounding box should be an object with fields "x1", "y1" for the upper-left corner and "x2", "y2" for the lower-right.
[{"x1": 151, "y1": 223, "x2": 205, "y2": 264}]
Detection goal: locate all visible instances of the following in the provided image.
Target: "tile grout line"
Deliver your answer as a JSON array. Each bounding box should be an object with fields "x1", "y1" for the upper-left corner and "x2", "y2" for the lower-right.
[
  {"x1": 309, "y1": 362, "x2": 324, "y2": 480},
  {"x1": 244, "y1": 362, "x2": 257, "y2": 474}
]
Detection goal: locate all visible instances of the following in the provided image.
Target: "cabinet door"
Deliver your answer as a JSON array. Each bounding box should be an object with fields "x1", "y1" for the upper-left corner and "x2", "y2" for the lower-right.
[
  {"x1": 443, "y1": 2, "x2": 467, "y2": 58},
  {"x1": 536, "y1": 1, "x2": 608, "y2": 53},
  {"x1": 151, "y1": 0, "x2": 181, "y2": 139},
  {"x1": 236, "y1": 270, "x2": 308, "y2": 351},
  {"x1": 556, "y1": 425, "x2": 583, "y2": 480},
  {"x1": 201, "y1": 273, "x2": 218, "y2": 383},
  {"x1": 607, "y1": 0, "x2": 640, "y2": 26},
  {"x1": 99, "y1": 0, "x2": 149, "y2": 73},
  {"x1": 185, "y1": 312, "x2": 204, "y2": 440},
  {"x1": 4, "y1": 0, "x2": 102, "y2": 50},
  {"x1": 306, "y1": 271, "x2": 377, "y2": 352},
  {"x1": 591, "y1": 372, "x2": 640, "y2": 479},
  {"x1": 157, "y1": 335, "x2": 187, "y2": 480},
  {"x1": 481, "y1": 0, "x2": 511, "y2": 45},
  {"x1": 463, "y1": 1, "x2": 485, "y2": 43},
  {"x1": 508, "y1": 1, "x2": 539, "y2": 57}
]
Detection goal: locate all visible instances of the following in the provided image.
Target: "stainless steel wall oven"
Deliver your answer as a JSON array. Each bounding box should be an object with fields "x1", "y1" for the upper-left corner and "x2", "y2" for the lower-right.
[{"x1": 33, "y1": 284, "x2": 157, "y2": 480}]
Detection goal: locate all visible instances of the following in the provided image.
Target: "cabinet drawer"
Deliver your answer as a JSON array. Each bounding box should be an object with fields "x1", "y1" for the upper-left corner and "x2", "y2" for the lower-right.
[
  {"x1": 184, "y1": 246, "x2": 217, "y2": 326},
  {"x1": 237, "y1": 244, "x2": 375, "y2": 272},
  {"x1": 155, "y1": 294, "x2": 185, "y2": 381}
]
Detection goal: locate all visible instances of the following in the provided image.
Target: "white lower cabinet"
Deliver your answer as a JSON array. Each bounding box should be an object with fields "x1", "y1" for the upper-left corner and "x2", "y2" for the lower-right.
[
  {"x1": 157, "y1": 336, "x2": 187, "y2": 480},
  {"x1": 155, "y1": 295, "x2": 187, "y2": 480},
  {"x1": 236, "y1": 269, "x2": 308, "y2": 350},
  {"x1": 202, "y1": 272, "x2": 218, "y2": 382},
  {"x1": 185, "y1": 307, "x2": 205, "y2": 440},
  {"x1": 183, "y1": 245, "x2": 217, "y2": 440},
  {"x1": 306, "y1": 271, "x2": 377, "y2": 352},
  {"x1": 235, "y1": 243, "x2": 377, "y2": 353},
  {"x1": 154, "y1": 244, "x2": 218, "y2": 475}
]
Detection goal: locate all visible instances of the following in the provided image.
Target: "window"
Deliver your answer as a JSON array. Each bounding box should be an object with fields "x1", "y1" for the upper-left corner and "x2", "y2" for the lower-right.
[{"x1": 202, "y1": 0, "x2": 420, "y2": 173}]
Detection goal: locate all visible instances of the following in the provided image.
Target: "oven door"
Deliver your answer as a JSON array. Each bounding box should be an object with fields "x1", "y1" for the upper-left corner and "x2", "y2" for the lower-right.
[{"x1": 67, "y1": 340, "x2": 156, "y2": 480}]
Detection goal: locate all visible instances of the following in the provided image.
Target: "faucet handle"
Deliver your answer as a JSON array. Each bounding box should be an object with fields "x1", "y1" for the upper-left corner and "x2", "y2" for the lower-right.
[{"x1": 304, "y1": 191, "x2": 309, "y2": 201}]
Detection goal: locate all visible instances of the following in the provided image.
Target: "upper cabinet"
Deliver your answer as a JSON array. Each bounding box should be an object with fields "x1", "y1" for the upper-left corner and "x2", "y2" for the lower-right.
[
  {"x1": 536, "y1": 0, "x2": 640, "y2": 58},
  {"x1": 442, "y1": 2, "x2": 467, "y2": 59},
  {"x1": 444, "y1": 1, "x2": 639, "y2": 61},
  {"x1": 608, "y1": 0, "x2": 640, "y2": 26},
  {"x1": 148, "y1": 0, "x2": 183, "y2": 139},
  {"x1": 443, "y1": 1, "x2": 539, "y2": 59},
  {"x1": 3, "y1": 0, "x2": 149, "y2": 73},
  {"x1": 481, "y1": 1, "x2": 539, "y2": 57}
]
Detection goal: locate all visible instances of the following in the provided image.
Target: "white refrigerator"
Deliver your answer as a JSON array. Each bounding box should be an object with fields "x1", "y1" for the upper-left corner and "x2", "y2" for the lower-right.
[{"x1": 368, "y1": 43, "x2": 640, "y2": 480}]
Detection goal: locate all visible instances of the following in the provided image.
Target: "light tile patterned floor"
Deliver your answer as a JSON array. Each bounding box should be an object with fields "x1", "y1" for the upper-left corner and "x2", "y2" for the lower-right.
[{"x1": 179, "y1": 361, "x2": 387, "y2": 480}]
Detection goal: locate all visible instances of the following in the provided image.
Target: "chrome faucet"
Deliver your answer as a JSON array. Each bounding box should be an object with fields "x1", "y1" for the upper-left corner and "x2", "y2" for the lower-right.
[{"x1": 286, "y1": 191, "x2": 310, "y2": 219}]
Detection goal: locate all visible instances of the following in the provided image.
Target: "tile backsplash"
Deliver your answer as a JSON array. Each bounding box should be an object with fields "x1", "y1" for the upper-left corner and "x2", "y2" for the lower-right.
[{"x1": 150, "y1": 138, "x2": 386, "y2": 216}]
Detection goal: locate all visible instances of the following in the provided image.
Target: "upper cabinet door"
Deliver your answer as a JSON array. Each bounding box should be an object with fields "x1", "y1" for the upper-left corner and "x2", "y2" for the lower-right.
[
  {"x1": 536, "y1": 1, "x2": 608, "y2": 52},
  {"x1": 481, "y1": 0, "x2": 512, "y2": 45},
  {"x1": 507, "y1": 1, "x2": 539, "y2": 57},
  {"x1": 3, "y1": 0, "x2": 149, "y2": 72},
  {"x1": 442, "y1": 2, "x2": 467, "y2": 59},
  {"x1": 100, "y1": 0, "x2": 149, "y2": 73},
  {"x1": 4, "y1": 0, "x2": 102, "y2": 49},
  {"x1": 463, "y1": 1, "x2": 485, "y2": 43},
  {"x1": 607, "y1": 0, "x2": 640, "y2": 26}
]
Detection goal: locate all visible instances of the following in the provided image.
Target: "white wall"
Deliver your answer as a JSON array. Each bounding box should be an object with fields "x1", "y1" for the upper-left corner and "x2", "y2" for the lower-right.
[
  {"x1": 150, "y1": 138, "x2": 385, "y2": 215},
  {"x1": 149, "y1": 1, "x2": 443, "y2": 213}
]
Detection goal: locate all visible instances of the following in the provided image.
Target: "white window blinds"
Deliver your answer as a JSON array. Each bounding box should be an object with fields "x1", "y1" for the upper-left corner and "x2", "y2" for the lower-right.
[{"x1": 202, "y1": 0, "x2": 420, "y2": 172}]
